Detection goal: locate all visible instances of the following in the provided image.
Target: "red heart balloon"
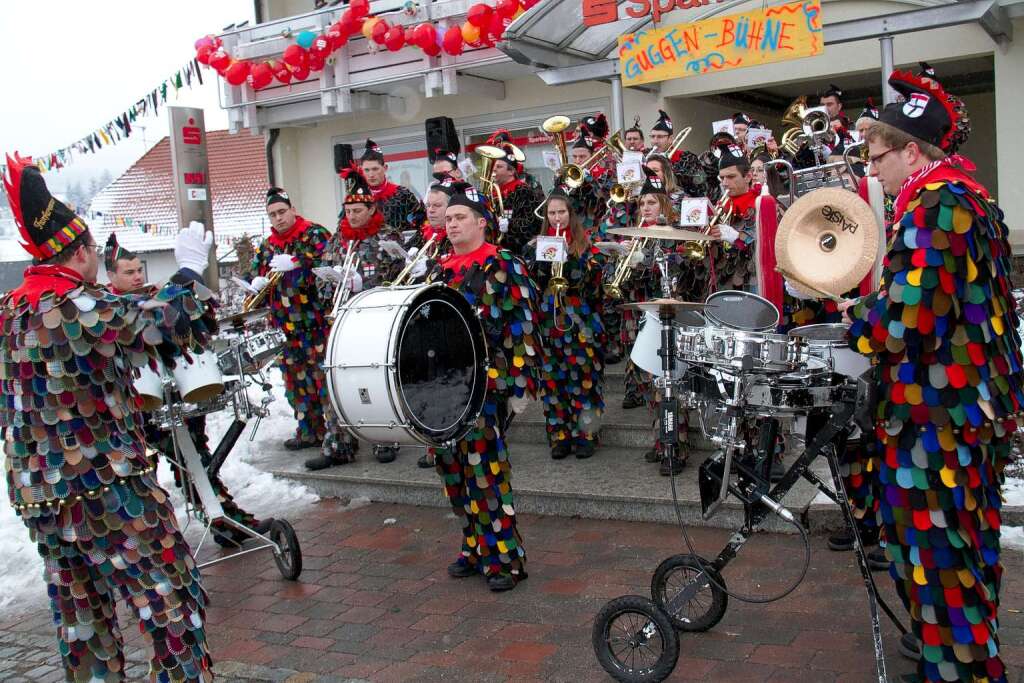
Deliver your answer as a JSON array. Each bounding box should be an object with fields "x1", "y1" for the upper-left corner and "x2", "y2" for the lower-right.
[
  {"x1": 196, "y1": 44, "x2": 214, "y2": 65},
  {"x1": 423, "y1": 42, "x2": 441, "y2": 57},
  {"x1": 487, "y1": 12, "x2": 508, "y2": 40},
  {"x1": 311, "y1": 34, "x2": 332, "y2": 58},
  {"x1": 282, "y1": 44, "x2": 308, "y2": 68},
  {"x1": 326, "y1": 22, "x2": 346, "y2": 49},
  {"x1": 384, "y1": 26, "x2": 406, "y2": 52},
  {"x1": 350, "y1": 0, "x2": 370, "y2": 19},
  {"x1": 496, "y1": 0, "x2": 520, "y2": 19},
  {"x1": 371, "y1": 19, "x2": 390, "y2": 44},
  {"x1": 225, "y1": 60, "x2": 251, "y2": 86},
  {"x1": 442, "y1": 26, "x2": 464, "y2": 55},
  {"x1": 290, "y1": 62, "x2": 310, "y2": 81},
  {"x1": 466, "y1": 3, "x2": 493, "y2": 28},
  {"x1": 271, "y1": 60, "x2": 293, "y2": 84},
  {"x1": 416, "y1": 23, "x2": 438, "y2": 49},
  {"x1": 208, "y1": 48, "x2": 231, "y2": 72},
  {"x1": 308, "y1": 52, "x2": 326, "y2": 71},
  {"x1": 247, "y1": 62, "x2": 274, "y2": 90}
]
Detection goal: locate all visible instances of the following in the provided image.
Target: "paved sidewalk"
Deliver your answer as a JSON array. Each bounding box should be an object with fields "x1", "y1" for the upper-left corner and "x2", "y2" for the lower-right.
[{"x1": 1, "y1": 500, "x2": 1021, "y2": 682}]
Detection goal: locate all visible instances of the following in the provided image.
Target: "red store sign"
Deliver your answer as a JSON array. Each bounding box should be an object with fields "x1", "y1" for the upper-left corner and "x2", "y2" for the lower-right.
[{"x1": 584, "y1": 0, "x2": 728, "y2": 27}]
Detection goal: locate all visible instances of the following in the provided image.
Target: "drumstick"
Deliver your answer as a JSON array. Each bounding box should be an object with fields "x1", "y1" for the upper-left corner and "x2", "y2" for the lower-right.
[{"x1": 776, "y1": 267, "x2": 844, "y2": 303}]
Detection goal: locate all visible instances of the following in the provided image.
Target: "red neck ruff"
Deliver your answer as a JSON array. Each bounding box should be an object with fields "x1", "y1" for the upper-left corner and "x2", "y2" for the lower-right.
[
  {"x1": 499, "y1": 178, "x2": 525, "y2": 196},
  {"x1": 421, "y1": 221, "x2": 446, "y2": 243},
  {"x1": 440, "y1": 242, "x2": 498, "y2": 285},
  {"x1": 339, "y1": 210, "x2": 385, "y2": 241},
  {"x1": 370, "y1": 181, "x2": 400, "y2": 202},
  {"x1": 268, "y1": 215, "x2": 312, "y2": 249},
  {"x1": 7, "y1": 264, "x2": 85, "y2": 308},
  {"x1": 727, "y1": 186, "x2": 760, "y2": 218}
]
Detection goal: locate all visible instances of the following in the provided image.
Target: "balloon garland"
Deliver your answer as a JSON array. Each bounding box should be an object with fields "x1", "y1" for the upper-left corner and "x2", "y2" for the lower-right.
[{"x1": 195, "y1": 0, "x2": 536, "y2": 90}]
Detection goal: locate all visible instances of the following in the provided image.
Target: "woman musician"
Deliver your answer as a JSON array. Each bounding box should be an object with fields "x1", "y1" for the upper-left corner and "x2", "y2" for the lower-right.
[{"x1": 523, "y1": 187, "x2": 607, "y2": 460}]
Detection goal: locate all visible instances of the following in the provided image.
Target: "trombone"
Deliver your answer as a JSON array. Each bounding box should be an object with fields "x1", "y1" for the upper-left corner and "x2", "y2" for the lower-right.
[
  {"x1": 328, "y1": 240, "x2": 362, "y2": 321},
  {"x1": 545, "y1": 221, "x2": 572, "y2": 331},
  {"x1": 563, "y1": 131, "x2": 627, "y2": 189},
  {"x1": 604, "y1": 236, "x2": 651, "y2": 300},
  {"x1": 387, "y1": 235, "x2": 439, "y2": 287}
]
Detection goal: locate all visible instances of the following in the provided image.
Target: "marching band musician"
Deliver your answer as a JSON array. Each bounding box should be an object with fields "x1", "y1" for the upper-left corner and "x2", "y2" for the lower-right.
[
  {"x1": 819, "y1": 83, "x2": 854, "y2": 157},
  {"x1": 489, "y1": 138, "x2": 543, "y2": 255},
  {"x1": 731, "y1": 112, "x2": 753, "y2": 150},
  {"x1": 524, "y1": 187, "x2": 606, "y2": 460},
  {"x1": 713, "y1": 143, "x2": 761, "y2": 291},
  {"x1": 1, "y1": 157, "x2": 216, "y2": 681},
  {"x1": 429, "y1": 147, "x2": 463, "y2": 180},
  {"x1": 428, "y1": 182, "x2": 542, "y2": 592},
  {"x1": 841, "y1": 70, "x2": 1016, "y2": 683},
  {"x1": 251, "y1": 187, "x2": 333, "y2": 454},
  {"x1": 411, "y1": 172, "x2": 456, "y2": 254},
  {"x1": 623, "y1": 116, "x2": 646, "y2": 153},
  {"x1": 359, "y1": 139, "x2": 426, "y2": 233},
  {"x1": 648, "y1": 109, "x2": 681, "y2": 163},
  {"x1": 564, "y1": 115, "x2": 612, "y2": 233},
  {"x1": 105, "y1": 234, "x2": 268, "y2": 546},
  {"x1": 307, "y1": 167, "x2": 406, "y2": 470}
]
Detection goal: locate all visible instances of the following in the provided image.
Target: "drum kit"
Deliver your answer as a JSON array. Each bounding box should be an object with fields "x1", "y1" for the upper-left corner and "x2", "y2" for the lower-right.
[
  {"x1": 134, "y1": 292, "x2": 302, "y2": 581},
  {"x1": 592, "y1": 193, "x2": 904, "y2": 683}
]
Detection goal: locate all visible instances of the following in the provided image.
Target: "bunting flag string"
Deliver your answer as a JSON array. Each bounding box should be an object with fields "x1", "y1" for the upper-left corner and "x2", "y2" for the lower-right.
[
  {"x1": 20, "y1": 57, "x2": 206, "y2": 176},
  {"x1": 87, "y1": 209, "x2": 259, "y2": 246}
]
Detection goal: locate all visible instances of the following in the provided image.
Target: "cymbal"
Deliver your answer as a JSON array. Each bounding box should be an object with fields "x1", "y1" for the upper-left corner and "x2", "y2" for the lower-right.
[
  {"x1": 775, "y1": 187, "x2": 880, "y2": 298},
  {"x1": 619, "y1": 298, "x2": 713, "y2": 314},
  {"x1": 607, "y1": 226, "x2": 714, "y2": 241},
  {"x1": 218, "y1": 307, "x2": 269, "y2": 326}
]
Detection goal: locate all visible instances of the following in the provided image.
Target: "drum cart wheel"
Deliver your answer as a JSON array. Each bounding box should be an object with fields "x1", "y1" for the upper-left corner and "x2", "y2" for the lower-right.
[
  {"x1": 651, "y1": 554, "x2": 728, "y2": 632},
  {"x1": 269, "y1": 519, "x2": 303, "y2": 580},
  {"x1": 592, "y1": 595, "x2": 679, "y2": 683}
]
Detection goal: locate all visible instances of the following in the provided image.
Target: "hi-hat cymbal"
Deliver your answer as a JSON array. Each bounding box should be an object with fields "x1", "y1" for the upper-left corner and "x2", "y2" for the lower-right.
[
  {"x1": 619, "y1": 299, "x2": 713, "y2": 314},
  {"x1": 775, "y1": 187, "x2": 880, "y2": 298},
  {"x1": 608, "y1": 226, "x2": 714, "y2": 241},
  {"x1": 218, "y1": 307, "x2": 269, "y2": 327}
]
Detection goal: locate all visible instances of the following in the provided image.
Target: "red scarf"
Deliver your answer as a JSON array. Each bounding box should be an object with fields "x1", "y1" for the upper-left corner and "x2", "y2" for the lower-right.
[
  {"x1": 892, "y1": 155, "x2": 985, "y2": 225},
  {"x1": 421, "y1": 221, "x2": 446, "y2": 244},
  {"x1": 370, "y1": 181, "x2": 400, "y2": 202},
  {"x1": 726, "y1": 185, "x2": 760, "y2": 219},
  {"x1": 339, "y1": 210, "x2": 385, "y2": 242},
  {"x1": 7, "y1": 264, "x2": 85, "y2": 308},
  {"x1": 440, "y1": 242, "x2": 498, "y2": 285},
  {"x1": 499, "y1": 178, "x2": 525, "y2": 196},
  {"x1": 268, "y1": 215, "x2": 312, "y2": 249},
  {"x1": 544, "y1": 222, "x2": 573, "y2": 243}
]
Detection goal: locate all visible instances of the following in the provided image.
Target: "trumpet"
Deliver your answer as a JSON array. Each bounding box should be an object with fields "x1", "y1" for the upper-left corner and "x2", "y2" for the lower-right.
[
  {"x1": 683, "y1": 193, "x2": 732, "y2": 261},
  {"x1": 604, "y1": 236, "x2": 651, "y2": 300},
  {"x1": 547, "y1": 223, "x2": 569, "y2": 297},
  {"x1": 387, "y1": 235, "x2": 439, "y2": 288},
  {"x1": 242, "y1": 270, "x2": 281, "y2": 312},
  {"x1": 563, "y1": 131, "x2": 627, "y2": 189}
]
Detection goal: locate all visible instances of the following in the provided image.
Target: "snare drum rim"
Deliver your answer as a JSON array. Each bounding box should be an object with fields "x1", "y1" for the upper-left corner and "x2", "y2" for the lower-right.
[
  {"x1": 704, "y1": 289, "x2": 780, "y2": 332},
  {"x1": 787, "y1": 323, "x2": 849, "y2": 344}
]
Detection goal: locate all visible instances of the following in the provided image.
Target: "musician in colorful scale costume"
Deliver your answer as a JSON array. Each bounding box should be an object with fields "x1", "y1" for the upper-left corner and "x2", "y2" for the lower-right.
[
  {"x1": 1, "y1": 156, "x2": 217, "y2": 681},
  {"x1": 845, "y1": 71, "x2": 1021, "y2": 683},
  {"x1": 251, "y1": 187, "x2": 333, "y2": 451},
  {"x1": 429, "y1": 183, "x2": 542, "y2": 592}
]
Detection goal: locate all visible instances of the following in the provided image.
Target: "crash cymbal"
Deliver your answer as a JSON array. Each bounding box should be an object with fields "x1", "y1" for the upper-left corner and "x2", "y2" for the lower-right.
[
  {"x1": 619, "y1": 298, "x2": 713, "y2": 314},
  {"x1": 218, "y1": 307, "x2": 269, "y2": 327},
  {"x1": 775, "y1": 187, "x2": 880, "y2": 298},
  {"x1": 608, "y1": 226, "x2": 714, "y2": 241}
]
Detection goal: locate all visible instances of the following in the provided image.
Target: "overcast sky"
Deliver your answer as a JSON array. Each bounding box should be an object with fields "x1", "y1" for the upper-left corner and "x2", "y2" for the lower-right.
[{"x1": 0, "y1": 1, "x2": 255, "y2": 193}]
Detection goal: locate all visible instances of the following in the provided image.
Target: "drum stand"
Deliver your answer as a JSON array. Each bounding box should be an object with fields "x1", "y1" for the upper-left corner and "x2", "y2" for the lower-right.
[{"x1": 592, "y1": 253, "x2": 907, "y2": 683}]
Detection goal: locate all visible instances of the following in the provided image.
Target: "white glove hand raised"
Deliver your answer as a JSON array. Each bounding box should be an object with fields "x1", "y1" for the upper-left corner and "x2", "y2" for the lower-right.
[
  {"x1": 345, "y1": 270, "x2": 363, "y2": 293},
  {"x1": 509, "y1": 395, "x2": 530, "y2": 414},
  {"x1": 230, "y1": 275, "x2": 258, "y2": 295},
  {"x1": 718, "y1": 224, "x2": 739, "y2": 244},
  {"x1": 498, "y1": 217, "x2": 510, "y2": 234},
  {"x1": 312, "y1": 266, "x2": 344, "y2": 284},
  {"x1": 174, "y1": 221, "x2": 214, "y2": 273},
  {"x1": 784, "y1": 280, "x2": 811, "y2": 300},
  {"x1": 250, "y1": 275, "x2": 270, "y2": 292},
  {"x1": 269, "y1": 253, "x2": 298, "y2": 273},
  {"x1": 627, "y1": 248, "x2": 646, "y2": 266}
]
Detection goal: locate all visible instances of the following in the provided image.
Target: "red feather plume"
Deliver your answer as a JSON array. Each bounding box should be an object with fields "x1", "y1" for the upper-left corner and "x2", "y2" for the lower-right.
[
  {"x1": 2, "y1": 153, "x2": 43, "y2": 260},
  {"x1": 887, "y1": 69, "x2": 959, "y2": 153}
]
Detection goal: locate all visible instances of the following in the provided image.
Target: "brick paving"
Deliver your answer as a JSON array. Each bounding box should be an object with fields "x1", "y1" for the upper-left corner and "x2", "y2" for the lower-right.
[{"x1": 1, "y1": 500, "x2": 1021, "y2": 682}]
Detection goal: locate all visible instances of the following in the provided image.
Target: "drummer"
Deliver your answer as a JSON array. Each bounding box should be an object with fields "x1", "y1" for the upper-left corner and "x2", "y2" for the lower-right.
[
  {"x1": 524, "y1": 186, "x2": 607, "y2": 460},
  {"x1": 428, "y1": 182, "x2": 542, "y2": 592},
  {"x1": 105, "y1": 234, "x2": 269, "y2": 545}
]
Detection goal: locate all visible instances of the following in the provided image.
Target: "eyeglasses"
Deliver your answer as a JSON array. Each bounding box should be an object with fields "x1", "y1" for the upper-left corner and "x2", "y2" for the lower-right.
[{"x1": 867, "y1": 148, "x2": 899, "y2": 165}]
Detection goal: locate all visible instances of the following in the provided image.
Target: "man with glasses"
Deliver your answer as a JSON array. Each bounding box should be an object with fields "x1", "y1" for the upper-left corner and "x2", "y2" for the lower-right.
[{"x1": 841, "y1": 71, "x2": 1017, "y2": 683}]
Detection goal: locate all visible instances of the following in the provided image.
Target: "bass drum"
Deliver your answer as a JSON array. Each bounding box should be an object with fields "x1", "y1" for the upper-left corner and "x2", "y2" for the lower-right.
[{"x1": 326, "y1": 283, "x2": 488, "y2": 447}]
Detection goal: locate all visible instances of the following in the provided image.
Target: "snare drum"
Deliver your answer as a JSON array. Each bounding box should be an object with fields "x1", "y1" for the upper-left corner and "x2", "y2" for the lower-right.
[
  {"x1": 325, "y1": 283, "x2": 488, "y2": 447},
  {"x1": 134, "y1": 358, "x2": 166, "y2": 411},
  {"x1": 704, "y1": 290, "x2": 780, "y2": 332},
  {"x1": 172, "y1": 350, "x2": 225, "y2": 403},
  {"x1": 218, "y1": 328, "x2": 286, "y2": 375},
  {"x1": 701, "y1": 326, "x2": 806, "y2": 373},
  {"x1": 788, "y1": 323, "x2": 869, "y2": 380},
  {"x1": 629, "y1": 310, "x2": 704, "y2": 377}
]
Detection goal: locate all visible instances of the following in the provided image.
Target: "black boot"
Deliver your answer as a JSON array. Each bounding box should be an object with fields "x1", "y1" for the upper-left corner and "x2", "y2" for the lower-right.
[
  {"x1": 644, "y1": 448, "x2": 660, "y2": 463},
  {"x1": 550, "y1": 441, "x2": 572, "y2": 460},
  {"x1": 487, "y1": 570, "x2": 526, "y2": 592},
  {"x1": 447, "y1": 560, "x2": 478, "y2": 578},
  {"x1": 375, "y1": 445, "x2": 399, "y2": 463},
  {"x1": 828, "y1": 526, "x2": 879, "y2": 551},
  {"x1": 659, "y1": 455, "x2": 686, "y2": 476},
  {"x1": 621, "y1": 395, "x2": 644, "y2": 410},
  {"x1": 417, "y1": 451, "x2": 435, "y2": 468},
  {"x1": 284, "y1": 436, "x2": 321, "y2": 451},
  {"x1": 574, "y1": 439, "x2": 596, "y2": 459},
  {"x1": 897, "y1": 632, "x2": 921, "y2": 661},
  {"x1": 867, "y1": 548, "x2": 889, "y2": 571}
]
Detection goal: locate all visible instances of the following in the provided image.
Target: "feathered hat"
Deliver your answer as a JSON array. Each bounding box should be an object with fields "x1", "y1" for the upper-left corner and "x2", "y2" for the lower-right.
[
  {"x1": 2, "y1": 153, "x2": 89, "y2": 261},
  {"x1": 339, "y1": 165, "x2": 375, "y2": 204},
  {"x1": 639, "y1": 166, "x2": 667, "y2": 196},
  {"x1": 652, "y1": 109, "x2": 673, "y2": 134}
]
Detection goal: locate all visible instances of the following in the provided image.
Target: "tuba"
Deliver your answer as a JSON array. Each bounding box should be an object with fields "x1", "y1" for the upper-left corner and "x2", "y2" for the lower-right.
[
  {"x1": 779, "y1": 96, "x2": 833, "y2": 156},
  {"x1": 541, "y1": 115, "x2": 572, "y2": 169},
  {"x1": 475, "y1": 144, "x2": 507, "y2": 218}
]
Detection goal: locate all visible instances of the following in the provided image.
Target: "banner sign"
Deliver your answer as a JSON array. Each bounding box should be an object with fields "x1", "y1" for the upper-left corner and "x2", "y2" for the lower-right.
[{"x1": 617, "y1": 0, "x2": 823, "y2": 87}]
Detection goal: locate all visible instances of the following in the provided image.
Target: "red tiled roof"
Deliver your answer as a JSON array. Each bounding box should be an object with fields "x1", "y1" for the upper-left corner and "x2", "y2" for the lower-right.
[{"x1": 89, "y1": 129, "x2": 271, "y2": 259}]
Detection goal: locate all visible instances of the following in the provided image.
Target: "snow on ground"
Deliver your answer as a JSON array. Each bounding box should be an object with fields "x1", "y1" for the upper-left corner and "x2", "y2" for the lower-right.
[
  {"x1": 1005, "y1": 527, "x2": 1024, "y2": 550},
  {"x1": 0, "y1": 367, "x2": 317, "y2": 618}
]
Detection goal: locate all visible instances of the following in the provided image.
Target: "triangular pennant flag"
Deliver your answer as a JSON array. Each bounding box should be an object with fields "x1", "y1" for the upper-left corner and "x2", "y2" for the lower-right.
[
  {"x1": 175, "y1": 71, "x2": 183, "y2": 90},
  {"x1": 123, "y1": 113, "x2": 131, "y2": 136},
  {"x1": 194, "y1": 58, "x2": 203, "y2": 85},
  {"x1": 160, "y1": 82, "x2": 168, "y2": 102}
]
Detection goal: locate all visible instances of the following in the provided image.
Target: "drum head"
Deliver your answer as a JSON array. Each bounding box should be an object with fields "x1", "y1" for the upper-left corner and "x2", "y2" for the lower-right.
[
  {"x1": 789, "y1": 323, "x2": 848, "y2": 343},
  {"x1": 704, "y1": 290, "x2": 779, "y2": 331},
  {"x1": 396, "y1": 286, "x2": 487, "y2": 442}
]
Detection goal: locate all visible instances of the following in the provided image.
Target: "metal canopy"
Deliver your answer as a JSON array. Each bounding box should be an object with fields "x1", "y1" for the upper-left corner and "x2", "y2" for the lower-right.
[{"x1": 500, "y1": 0, "x2": 1018, "y2": 76}]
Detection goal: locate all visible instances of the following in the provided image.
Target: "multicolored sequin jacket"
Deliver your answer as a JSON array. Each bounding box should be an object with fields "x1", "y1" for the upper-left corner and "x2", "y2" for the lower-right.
[
  {"x1": 252, "y1": 219, "x2": 332, "y2": 333},
  {"x1": 432, "y1": 249, "x2": 543, "y2": 404},
  {"x1": 374, "y1": 183, "x2": 425, "y2": 234},
  {"x1": 323, "y1": 218, "x2": 405, "y2": 292},
  {"x1": 848, "y1": 174, "x2": 1024, "y2": 435},
  {"x1": 0, "y1": 266, "x2": 217, "y2": 518}
]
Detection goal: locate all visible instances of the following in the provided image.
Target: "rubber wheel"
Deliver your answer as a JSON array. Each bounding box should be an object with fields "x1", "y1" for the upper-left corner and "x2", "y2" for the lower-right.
[
  {"x1": 651, "y1": 554, "x2": 728, "y2": 632},
  {"x1": 592, "y1": 595, "x2": 679, "y2": 683},
  {"x1": 269, "y1": 519, "x2": 302, "y2": 580}
]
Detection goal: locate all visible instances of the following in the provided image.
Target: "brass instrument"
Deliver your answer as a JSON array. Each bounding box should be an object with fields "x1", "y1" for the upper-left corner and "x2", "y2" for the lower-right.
[
  {"x1": 242, "y1": 271, "x2": 281, "y2": 312},
  {"x1": 658, "y1": 125, "x2": 693, "y2": 161},
  {"x1": 563, "y1": 131, "x2": 627, "y2": 189},
  {"x1": 475, "y1": 144, "x2": 506, "y2": 219},
  {"x1": 684, "y1": 193, "x2": 733, "y2": 261},
  {"x1": 779, "y1": 96, "x2": 833, "y2": 157},
  {"x1": 327, "y1": 240, "x2": 362, "y2": 321},
  {"x1": 541, "y1": 115, "x2": 572, "y2": 168},
  {"x1": 604, "y1": 236, "x2": 651, "y2": 300},
  {"x1": 387, "y1": 235, "x2": 439, "y2": 287},
  {"x1": 843, "y1": 140, "x2": 868, "y2": 180},
  {"x1": 547, "y1": 222, "x2": 569, "y2": 296}
]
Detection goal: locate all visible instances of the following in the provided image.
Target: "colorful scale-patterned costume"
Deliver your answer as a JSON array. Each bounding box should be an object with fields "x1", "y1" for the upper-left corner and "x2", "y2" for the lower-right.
[
  {"x1": 849, "y1": 170, "x2": 1021, "y2": 683},
  {"x1": 251, "y1": 217, "x2": 332, "y2": 444},
  {"x1": 1, "y1": 267, "x2": 218, "y2": 682},
  {"x1": 430, "y1": 245, "x2": 541, "y2": 579},
  {"x1": 496, "y1": 178, "x2": 544, "y2": 256},
  {"x1": 524, "y1": 242, "x2": 606, "y2": 448},
  {"x1": 372, "y1": 182, "x2": 425, "y2": 234}
]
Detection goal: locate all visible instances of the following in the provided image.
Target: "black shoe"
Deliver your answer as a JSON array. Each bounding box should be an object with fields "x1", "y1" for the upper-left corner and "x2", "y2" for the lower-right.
[
  {"x1": 575, "y1": 440, "x2": 596, "y2": 459},
  {"x1": 828, "y1": 531, "x2": 855, "y2": 551},
  {"x1": 769, "y1": 460, "x2": 786, "y2": 483},
  {"x1": 606, "y1": 352, "x2": 623, "y2": 365},
  {"x1": 867, "y1": 548, "x2": 889, "y2": 571},
  {"x1": 659, "y1": 456, "x2": 686, "y2": 476},
  {"x1": 644, "y1": 448, "x2": 660, "y2": 463},
  {"x1": 898, "y1": 631, "x2": 921, "y2": 661},
  {"x1": 551, "y1": 441, "x2": 572, "y2": 460},
  {"x1": 417, "y1": 452, "x2": 434, "y2": 468},
  {"x1": 304, "y1": 453, "x2": 350, "y2": 471},
  {"x1": 487, "y1": 572, "x2": 518, "y2": 592},
  {"x1": 621, "y1": 395, "x2": 644, "y2": 410},
  {"x1": 375, "y1": 445, "x2": 399, "y2": 463},
  {"x1": 447, "y1": 561, "x2": 478, "y2": 578},
  {"x1": 284, "y1": 436, "x2": 321, "y2": 451}
]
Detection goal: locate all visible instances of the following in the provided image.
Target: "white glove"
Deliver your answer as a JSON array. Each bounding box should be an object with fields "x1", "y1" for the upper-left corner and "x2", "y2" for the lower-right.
[
  {"x1": 784, "y1": 280, "x2": 811, "y2": 300},
  {"x1": 509, "y1": 395, "x2": 529, "y2": 414},
  {"x1": 312, "y1": 266, "x2": 344, "y2": 284},
  {"x1": 269, "y1": 253, "x2": 298, "y2": 273},
  {"x1": 346, "y1": 270, "x2": 363, "y2": 294},
  {"x1": 627, "y1": 248, "x2": 645, "y2": 267},
  {"x1": 718, "y1": 224, "x2": 739, "y2": 243},
  {"x1": 250, "y1": 275, "x2": 270, "y2": 292},
  {"x1": 174, "y1": 220, "x2": 214, "y2": 273},
  {"x1": 498, "y1": 216, "x2": 509, "y2": 234},
  {"x1": 230, "y1": 275, "x2": 258, "y2": 295},
  {"x1": 405, "y1": 248, "x2": 428, "y2": 280}
]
